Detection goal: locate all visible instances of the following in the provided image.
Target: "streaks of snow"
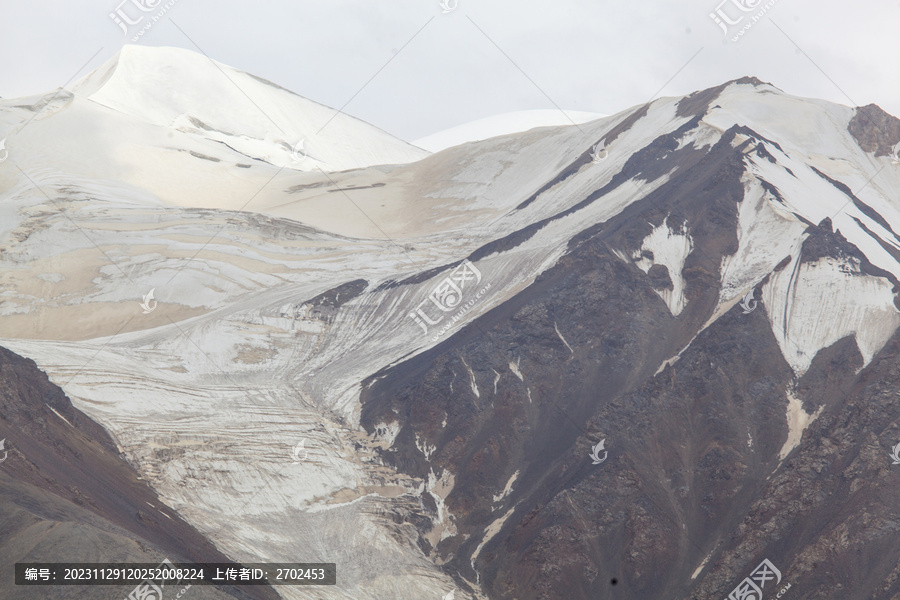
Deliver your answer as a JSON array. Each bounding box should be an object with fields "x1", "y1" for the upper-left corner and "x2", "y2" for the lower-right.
[
  {"x1": 492, "y1": 369, "x2": 500, "y2": 394},
  {"x1": 748, "y1": 146, "x2": 900, "y2": 282},
  {"x1": 492, "y1": 470, "x2": 519, "y2": 504},
  {"x1": 610, "y1": 247, "x2": 632, "y2": 264},
  {"x1": 691, "y1": 550, "x2": 714, "y2": 580},
  {"x1": 554, "y1": 321, "x2": 574, "y2": 354},
  {"x1": 461, "y1": 356, "x2": 479, "y2": 398},
  {"x1": 633, "y1": 218, "x2": 693, "y2": 316},
  {"x1": 471, "y1": 502, "x2": 518, "y2": 567},
  {"x1": 47, "y1": 404, "x2": 74, "y2": 428},
  {"x1": 654, "y1": 338, "x2": 693, "y2": 375},
  {"x1": 415, "y1": 434, "x2": 437, "y2": 461},
  {"x1": 675, "y1": 121, "x2": 721, "y2": 151},
  {"x1": 509, "y1": 358, "x2": 524, "y2": 381},
  {"x1": 424, "y1": 469, "x2": 457, "y2": 546},
  {"x1": 717, "y1": 174, "x2": 807, "y2": 306}
]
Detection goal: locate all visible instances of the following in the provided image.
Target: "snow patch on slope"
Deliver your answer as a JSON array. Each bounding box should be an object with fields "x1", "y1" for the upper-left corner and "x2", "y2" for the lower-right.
[
  {"x1": 471, "y1": 502, "x2": 518, "y2": 568},
  {"x1": 691, "y1": 550, "x2": 714, "y2": 580},
  {"x1": 676, "y1": 121, "x2": 721, "y2": 151},
  {"x1": 554, "y1": 321, "x2": 574, "y2": 354},
  {"x1": 764, "y1": 253, "x2": 900, "y2": 375},
  {"x1": 416, "y1": 434, "x2": 437, "y2": 460},
  {"x1": 461, "y1": 356, "x2": 480, "y2": 399},
  {"x1": 718, "y1": 174, "x2": 807, "y2": 305},
  {"x1": 509, "y1": 358, "x2": 524, "y2": 381},
  {"x1": 633, "y1": 218, "x2": 693, "y2": 316},
  {"x1": 493, "y1": 470, "x2": 519, "y2": 505},
  {"x1": 424, "y1": 469, "x2": 457, "y2": 546}
]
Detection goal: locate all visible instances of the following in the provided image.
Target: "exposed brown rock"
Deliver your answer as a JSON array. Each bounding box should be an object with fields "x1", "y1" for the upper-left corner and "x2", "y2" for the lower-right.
[{"x1": 848, "y1": 104, "x2": 900, "y2": 156}]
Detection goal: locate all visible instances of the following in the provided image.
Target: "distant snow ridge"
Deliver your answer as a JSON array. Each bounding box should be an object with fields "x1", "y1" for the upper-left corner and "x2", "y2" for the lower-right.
[{"x1": 413, "y1": 109, "x2": 606, "y2": 152}]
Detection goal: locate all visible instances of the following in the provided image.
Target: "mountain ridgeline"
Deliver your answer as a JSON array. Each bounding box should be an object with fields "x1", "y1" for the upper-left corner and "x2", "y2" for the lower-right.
[{"x1": 3, "y1": 46, "x2": 900, "y2": 600}]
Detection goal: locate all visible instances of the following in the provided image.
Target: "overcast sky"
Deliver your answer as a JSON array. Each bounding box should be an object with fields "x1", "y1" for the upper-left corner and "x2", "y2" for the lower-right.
[{"x1": 1, "y1": 0, "x2": 898, "y2": 143}]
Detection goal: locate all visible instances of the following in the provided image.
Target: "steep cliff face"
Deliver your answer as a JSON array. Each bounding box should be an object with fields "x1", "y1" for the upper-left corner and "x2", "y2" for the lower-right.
[{"x1": 0, "y1": 346, "x2": 277, "y2": 600}]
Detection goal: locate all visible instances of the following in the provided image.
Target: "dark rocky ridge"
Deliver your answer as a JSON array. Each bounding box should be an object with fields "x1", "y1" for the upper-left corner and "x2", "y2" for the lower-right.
[
  {"x1": 848, "y1": 104, "x2": 900, "y2": 157},
  {"x1": 0, "y1": 346, "x2": 278, "y2": 600},
  {"x1": 360, "y1": 90, "x2": 900, "y2": 599},
  {"x1": 361, "y1": 109, "x2": 750, "y2": 597}
]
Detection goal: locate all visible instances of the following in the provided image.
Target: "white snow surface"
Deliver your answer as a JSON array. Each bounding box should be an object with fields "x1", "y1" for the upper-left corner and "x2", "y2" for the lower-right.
[
  {"x1": 633, "y1": 218, "x2": 694, "y2": 316},
  {"x1": 763, "y1": 254, "x2": 900, "y2": 375},
  {"x1": 72, "y1": 45, "x2": 429, "y2": 172}
]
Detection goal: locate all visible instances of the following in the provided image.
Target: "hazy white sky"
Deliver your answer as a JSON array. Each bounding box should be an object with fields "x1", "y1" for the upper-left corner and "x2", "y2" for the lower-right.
[{"x1": 1, "y1": 0, "x2": 897, "y2": 142}]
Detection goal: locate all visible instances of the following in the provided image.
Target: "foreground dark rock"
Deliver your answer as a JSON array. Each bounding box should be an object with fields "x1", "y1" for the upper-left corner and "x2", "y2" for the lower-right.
[{"x1": 0, "y1": 346, "x2": 278, "y2": 600}]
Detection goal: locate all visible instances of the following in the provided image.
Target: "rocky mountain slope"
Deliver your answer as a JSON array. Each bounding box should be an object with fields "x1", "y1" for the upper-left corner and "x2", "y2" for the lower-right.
[
  {"x1": 0, "y1": 346, "x2": 276, "y2": 600},
  {"x1": 2, "y1": 46, "x2": 900, "y2": 599}
]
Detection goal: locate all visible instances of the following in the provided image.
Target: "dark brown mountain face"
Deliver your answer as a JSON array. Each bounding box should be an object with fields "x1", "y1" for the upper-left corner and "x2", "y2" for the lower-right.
[
  {"x1": 359, "y1": 88, "x2": 900, "y2": 598},
  {"x1": 363, "y1": 231, "x2": 900, "y2": 599},
  {"x1": 0, "y1": 346, "x2": 278, "y2": 600}
]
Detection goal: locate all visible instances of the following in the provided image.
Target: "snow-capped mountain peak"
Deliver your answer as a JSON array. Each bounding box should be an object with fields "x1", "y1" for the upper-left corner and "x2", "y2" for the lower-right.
[{"x1": 70, "y1": 44, "x2": 428, "y2": 171}]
